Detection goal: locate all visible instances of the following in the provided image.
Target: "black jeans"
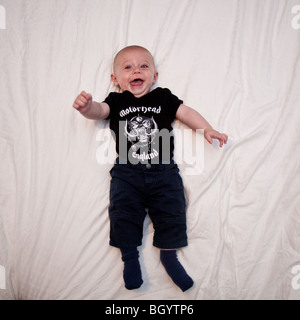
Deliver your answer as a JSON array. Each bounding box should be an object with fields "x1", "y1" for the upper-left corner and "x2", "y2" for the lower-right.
[{"x1": 109, "y1": 158, "x2": 187, "y2": 249}]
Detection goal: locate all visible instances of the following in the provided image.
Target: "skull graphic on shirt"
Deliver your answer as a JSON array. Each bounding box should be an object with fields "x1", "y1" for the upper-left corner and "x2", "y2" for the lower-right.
[{"x1": 124, "y1": 115, "x2": 158, "y2": 151}]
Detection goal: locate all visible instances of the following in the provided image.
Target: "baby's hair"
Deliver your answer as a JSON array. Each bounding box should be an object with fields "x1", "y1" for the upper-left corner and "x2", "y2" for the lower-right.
[{"x1": 113, "y1": 45, "x2": 155, "y2": 73}]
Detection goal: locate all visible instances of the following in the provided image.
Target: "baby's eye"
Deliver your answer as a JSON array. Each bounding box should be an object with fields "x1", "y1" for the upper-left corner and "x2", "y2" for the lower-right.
[
  {"x1": 141, "y1": 64, "x2": 148, "y2": 69},
  {"x1": 124, "y1": 65, "x2": 132, "y2": 70}
]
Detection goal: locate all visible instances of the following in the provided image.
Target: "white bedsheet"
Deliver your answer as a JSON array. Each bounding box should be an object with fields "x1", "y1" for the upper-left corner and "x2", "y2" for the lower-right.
[{"x1": 1, "y1": 0, "x2": 300, "y2": 300}]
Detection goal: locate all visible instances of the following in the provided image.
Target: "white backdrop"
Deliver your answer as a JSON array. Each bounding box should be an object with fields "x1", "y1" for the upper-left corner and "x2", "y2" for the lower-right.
[{"x1": 1, "y1": 0, "x2": 300, "y2": 300}]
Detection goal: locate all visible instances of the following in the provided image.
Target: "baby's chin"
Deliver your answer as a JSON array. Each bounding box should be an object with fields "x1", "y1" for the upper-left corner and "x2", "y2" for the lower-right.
[{"x1": 123, "y1": 84, "x2": 152, "y2": 98}]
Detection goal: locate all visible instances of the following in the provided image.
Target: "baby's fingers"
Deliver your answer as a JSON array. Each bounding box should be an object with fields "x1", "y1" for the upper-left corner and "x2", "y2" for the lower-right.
[
  {"x1": 218, "y1": 134, "x2": 228, "y2": 147},
  {"x1": 73, "y1": 91, "x2": 92, "y2": 109},
  {"x1": 222, "y1": 134, "x2": 228, "y2": 144},
  {"x1": 80, "y1": 91, "x2": 92, "y2": 101},
  {"x1": 73, "y1": 97, "x2": 86, "y2": 109}
]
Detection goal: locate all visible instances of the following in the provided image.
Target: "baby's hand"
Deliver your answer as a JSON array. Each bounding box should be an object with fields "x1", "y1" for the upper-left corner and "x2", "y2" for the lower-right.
[
  {"x1": 204, "y1": 128, "x2": 228, "y2": 148},
  {"x1": 73, "y1": 91, "x2": 92, "y2": 114}
]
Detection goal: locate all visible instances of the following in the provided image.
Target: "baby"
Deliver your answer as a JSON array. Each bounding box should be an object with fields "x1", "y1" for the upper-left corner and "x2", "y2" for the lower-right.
[{"x1": 73, "y1": 45, "x2": 228, "y2": 292}]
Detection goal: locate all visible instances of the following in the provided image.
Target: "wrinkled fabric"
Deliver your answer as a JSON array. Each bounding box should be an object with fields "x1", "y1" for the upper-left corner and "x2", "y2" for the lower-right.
[{"x1": 0, "y1": 0, "x2": 300, "y2": 300}]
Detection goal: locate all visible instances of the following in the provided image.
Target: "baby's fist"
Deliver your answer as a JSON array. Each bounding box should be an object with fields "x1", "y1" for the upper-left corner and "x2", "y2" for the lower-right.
[{"x1": 73, "y1": 91, "x2": 92, "y2": 113}]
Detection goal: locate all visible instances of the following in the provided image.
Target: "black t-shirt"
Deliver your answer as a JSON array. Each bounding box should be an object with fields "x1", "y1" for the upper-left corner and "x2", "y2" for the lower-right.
[{"x1": 104, "y1": 87, "x2": 183, "y2": 164}]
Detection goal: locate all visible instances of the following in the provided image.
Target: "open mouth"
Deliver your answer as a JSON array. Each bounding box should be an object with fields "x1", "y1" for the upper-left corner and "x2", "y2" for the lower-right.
[{"x1": 130, "y1": 78, "x2": 144, "y2": 86}]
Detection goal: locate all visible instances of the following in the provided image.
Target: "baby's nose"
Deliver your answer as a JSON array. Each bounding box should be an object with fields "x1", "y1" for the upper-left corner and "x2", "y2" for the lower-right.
[{"x1": 133, "y1": 66, "x2": 141, "y2": 73}]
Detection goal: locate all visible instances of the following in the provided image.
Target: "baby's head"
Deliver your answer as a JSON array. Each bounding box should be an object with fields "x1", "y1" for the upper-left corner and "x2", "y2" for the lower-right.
[{"x1": 111, "y1": 45, "x2": 158, "y2": 98}]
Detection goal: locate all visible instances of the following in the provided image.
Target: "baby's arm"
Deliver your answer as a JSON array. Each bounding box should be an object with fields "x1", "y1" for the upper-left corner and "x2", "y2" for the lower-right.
[
  {"x1": 176, "y1": 104, "x2": 228, "y2": 147},
  {"x1": 73, "y1": 91, "x2": 110, "y2": 120}
]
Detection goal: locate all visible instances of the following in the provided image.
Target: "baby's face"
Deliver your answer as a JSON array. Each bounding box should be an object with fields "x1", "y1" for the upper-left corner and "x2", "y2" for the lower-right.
[{"x1": 111, "y1": 47, "x2": 158, "y2": 98}]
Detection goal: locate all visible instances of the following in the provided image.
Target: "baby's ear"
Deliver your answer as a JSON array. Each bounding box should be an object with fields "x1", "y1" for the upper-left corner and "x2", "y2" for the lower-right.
[
  {"x1": 153, "y1": 71, "x2": 158, "y2": 84},
  {"x1": 111, "y1": 74, "x2": 119, "y2": 86}
]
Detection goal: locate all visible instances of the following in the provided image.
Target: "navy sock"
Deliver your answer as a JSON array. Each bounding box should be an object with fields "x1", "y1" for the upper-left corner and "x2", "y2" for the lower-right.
[
  {"x1": 160, "y1": 250, "x2": 194, "y2": 292},
  {"x1": 120, "y1": 247, "x2": 143, "y2": 290}
]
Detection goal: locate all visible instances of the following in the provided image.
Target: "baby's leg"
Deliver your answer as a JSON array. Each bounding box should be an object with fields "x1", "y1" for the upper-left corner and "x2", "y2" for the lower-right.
[
  {"x1": 160, "y1": 250, "x2": 193, "y2": 292},
  {"x1": 120, "y1": 247, "x2": 143, "y2": 290}
]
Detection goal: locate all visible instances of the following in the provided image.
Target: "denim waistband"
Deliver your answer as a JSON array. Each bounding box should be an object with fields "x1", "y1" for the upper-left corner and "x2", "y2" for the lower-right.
[{"x1": 115, "y1": 157, "x2": 176, "y2": 171}]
